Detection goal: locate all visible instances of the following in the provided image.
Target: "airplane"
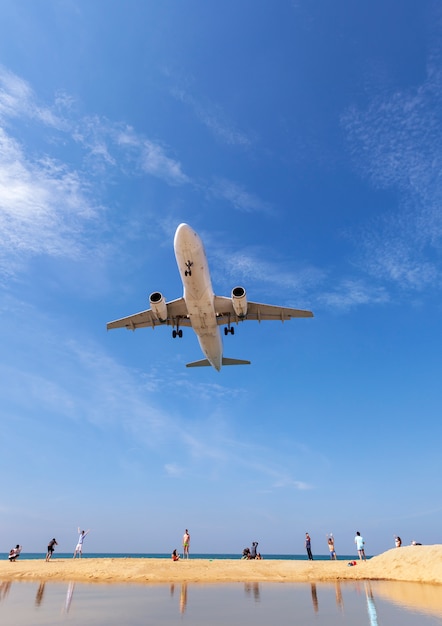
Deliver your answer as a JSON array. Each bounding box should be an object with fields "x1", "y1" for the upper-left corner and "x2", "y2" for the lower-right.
[{"x1": 107, "y1": 223, "x2": 313, "y2": 371}]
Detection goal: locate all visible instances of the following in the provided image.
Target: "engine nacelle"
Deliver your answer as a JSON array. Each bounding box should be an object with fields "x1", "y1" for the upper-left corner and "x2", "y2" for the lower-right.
[
  {"x1": 149, "y1": 291, "x2": 168, "y2": 323},
  {"x1": 231, "y1": 286, "x2": 248, "y2": 318}
]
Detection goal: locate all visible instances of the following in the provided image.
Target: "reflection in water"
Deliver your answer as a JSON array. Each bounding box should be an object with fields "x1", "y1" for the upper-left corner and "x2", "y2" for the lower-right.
[
  {"x1": 0, "y1": 580, "x2": 440, "y2": 625},
  {"x1": 179, "y1": 583, "x2": 188, "y2": 614},
  {"x1": 0, "y1": 582, "x2": 11, "y2": 602},
  {"x1": 335, "y1": 582, "x2": 344, "y2": 611},
  {"x1": 244, "y1": 582, "x2": 260, "y2": 602},
  {"x1": 365, "y1": 583, "x2": 378, "y2": 626},
  {"x1": 35, "y1": 582, "x2": 46, "y2": 607},
  {"x1": 310, "y1": 583, "x2": 318, "y2": 613},
  {"x1": 374, "y1": 581, "x2": 442, "y2": 619},
  {"x1": 169, "y1": 583, "x2": 188, "y2": 614},
  {"x1": 64, "y1": 582, "x2": 75, "y2": 613}
]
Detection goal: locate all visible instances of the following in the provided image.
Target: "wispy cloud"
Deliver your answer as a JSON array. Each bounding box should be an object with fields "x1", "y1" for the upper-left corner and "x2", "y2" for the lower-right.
[
  {"x1": 0, "y1": 67, "x2": 192, "y2": 276},
  {"x1": 341, "y1": 44, "x2": 442, "y2": 293},
  {"x1": 210, "y1": 177, "x2": 273, "y2": 215},
  {"x1": 0, "y1": 128, "x2": 100, "y2": 277},
  {"x1": 0, "y1": 65, "x2": 66, "y2": 130},
  {"x1": 171, "y1": 86, "x2": 252, "y2": 148},
  {"x1": 215, "y1": 246, "x2": 325, "y2": 298},
  {"x1": 318, "y1": 279, "x2": 389, "y2": 310}
]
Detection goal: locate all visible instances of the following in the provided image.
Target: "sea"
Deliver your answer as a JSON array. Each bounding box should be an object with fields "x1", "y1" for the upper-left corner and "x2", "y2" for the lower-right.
[{"x1": 1, "y1": 552, "x2": 362, "y2": 561}]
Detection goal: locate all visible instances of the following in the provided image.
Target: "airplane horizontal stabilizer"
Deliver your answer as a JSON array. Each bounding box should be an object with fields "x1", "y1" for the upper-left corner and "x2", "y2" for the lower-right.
[
  {"x1": 186, "y1": 357, "x2": 251, "y2": 368},
  {"x1": 186, "y1": 359, "x2": 212, "y2": 368},
  {"x1": 222, "y1": 358, "x2": 251, "y2": 366}
]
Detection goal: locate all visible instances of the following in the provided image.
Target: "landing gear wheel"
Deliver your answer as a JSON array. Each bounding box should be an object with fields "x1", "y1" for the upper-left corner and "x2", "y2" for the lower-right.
[
  {"x1": 172, "y1": 330, "x2": 177, "y2": 338},
  {"x1": 178, "y1": 329, "x2": 183, "y2": 338}
]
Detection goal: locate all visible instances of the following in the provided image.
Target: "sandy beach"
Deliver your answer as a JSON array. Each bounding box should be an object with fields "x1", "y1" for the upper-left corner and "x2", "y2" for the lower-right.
[{"x1": 0, "y1": 545, "x2": 441, "y2": 586}]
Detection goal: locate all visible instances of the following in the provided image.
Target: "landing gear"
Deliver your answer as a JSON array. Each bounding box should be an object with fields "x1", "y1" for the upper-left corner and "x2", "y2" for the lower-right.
[
  {"x1": 172, "y1": 319, "x2": 183, "y2": 338},
  {"x1": 184, "y1": 260, "x2": 193, "y2": 277},
  {"x1": 224, "y1": 326, "x2": 234, "y2": 336}
]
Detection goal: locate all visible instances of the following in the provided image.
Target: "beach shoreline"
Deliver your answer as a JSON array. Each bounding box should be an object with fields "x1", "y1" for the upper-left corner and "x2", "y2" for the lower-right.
[{"x1": 0, "y1": 545, "x2": 440, "y2": 586}]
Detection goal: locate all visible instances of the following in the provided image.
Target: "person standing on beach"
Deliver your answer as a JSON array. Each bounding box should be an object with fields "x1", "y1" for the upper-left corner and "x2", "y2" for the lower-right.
[
  {"x1": 183, "y1": 529, "x2": 190, "y2": 559},
  {"x1": 327, "y1": 534, "x2": 337, "y2": 560},
  {"x1": 394, "y1": 535, "x2": 402, "y2": 548},
  {"x1": 305, "y1": 533, "x2": 313, "y2": 560},
  {"x1": 73, "y1": 527, "x2": 90, "y2": 558},
  {"x1": 250, "y1": 541, "x2": 258, "y2": 559},
  {"x1": 46, "y1": 538, "x2": 58, "y2": 561},
  {"x1": 354, "y1": 531, "x2": 366, "y2": 561}
]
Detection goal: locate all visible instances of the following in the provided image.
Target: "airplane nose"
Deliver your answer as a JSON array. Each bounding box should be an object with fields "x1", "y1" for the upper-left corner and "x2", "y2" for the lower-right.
[{"x1": 174, "y1": 223, "x2": 197, "y2": 248}]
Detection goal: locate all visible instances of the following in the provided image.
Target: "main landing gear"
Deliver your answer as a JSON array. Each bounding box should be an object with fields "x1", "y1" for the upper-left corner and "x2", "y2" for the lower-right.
[
  {"x1": 224, "y1": 326, "x2": 234, "y2": 336},
  {"x1": 172, "y1": 329, "x2": 183, "y2": 338}
]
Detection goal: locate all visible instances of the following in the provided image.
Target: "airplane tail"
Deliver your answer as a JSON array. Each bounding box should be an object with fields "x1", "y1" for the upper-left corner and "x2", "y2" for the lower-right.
[{"x1": 186, "y1": 358, "x2": 251, "y2": 368}]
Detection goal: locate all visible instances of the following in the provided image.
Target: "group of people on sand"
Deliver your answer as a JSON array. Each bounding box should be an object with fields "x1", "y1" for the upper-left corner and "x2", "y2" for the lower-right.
[
  {"x1": 303, "y1": 531, "x2": 364, "y2": 561},
  {"x1": 304, "y1": 531, "x2": 423, "y2": 562},
  {"x1": 8, "y1": 545, "x2": 22, "y2": 562},
  {"x1": 242, "y1": 541, "x2": 262, "y2": 560},
  {"x1": 171, "y1": 529, "x2": 191, "y2": 561},
  {"x1": 8, "y1": 525, "x2": 424, "y2": 563},
  {"x1": 303, "y1": 532, "x2": 340, "y2": 561},
  {"x1": 8, "y1": 528, "x2": 91, "y2": 563},
  {"x1": 46, "y1": 528, "x2": 91, "y2": 561}
]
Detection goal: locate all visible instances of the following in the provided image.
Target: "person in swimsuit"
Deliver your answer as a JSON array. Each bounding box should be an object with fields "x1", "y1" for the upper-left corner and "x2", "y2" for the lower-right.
[
  {"x1": 327, "y1": 535, "x2": 337, "y2": 560},
  {"x1": 183, "y1": 529, "x2": 190, "y2": 559}
]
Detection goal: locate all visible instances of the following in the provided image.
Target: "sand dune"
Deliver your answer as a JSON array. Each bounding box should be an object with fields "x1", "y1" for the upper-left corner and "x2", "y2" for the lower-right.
[{"x1": 0, "y1": 545, "x2": 440, "y2": 586}]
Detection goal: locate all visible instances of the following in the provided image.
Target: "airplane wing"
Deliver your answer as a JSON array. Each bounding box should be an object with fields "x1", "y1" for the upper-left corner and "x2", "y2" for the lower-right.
[
  {"x1": 214, "y1": 296, "x2": 313, "y2": 324},
  {"x1": 107, "y1": 297, "x2": 191, "y2": 330}
]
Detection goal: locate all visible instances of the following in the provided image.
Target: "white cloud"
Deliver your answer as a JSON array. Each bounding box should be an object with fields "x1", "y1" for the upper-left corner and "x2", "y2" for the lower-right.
[
  {"x1": 341, "y1": 48, "x2": 442, "y2": 293},
  {"x1": 141, "y1": 139, "x2": 189, "y2": 185},
  {"x1": 210, "y1": 177, "x2": 273, "y2": 214},
  {"x1": 0, "y1": 128, "x2": 99, "y2": 276},
  {"x1": 318, "y1": 279, "x2": 389, "y2": 310},
  {"x1": 164, "y1": 463, "x2": 185, "y2": 477},
  {"x1": 171, "y1": 86, "x2": 252, "y2": 147},
  {"x1": 217, "y1": 247, "x2": 325, "y2": 298},
  {"x1": 0, "y1": 65, "x2": 66, "y2": 130},
  {"x1": 0, "y1": 67, "x2": 194, "y2": 277}
]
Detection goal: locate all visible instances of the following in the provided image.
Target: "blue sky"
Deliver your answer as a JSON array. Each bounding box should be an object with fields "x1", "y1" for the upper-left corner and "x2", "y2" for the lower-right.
[{"x1": 1, "y1": 0, "x2": 441, "y2": 557}]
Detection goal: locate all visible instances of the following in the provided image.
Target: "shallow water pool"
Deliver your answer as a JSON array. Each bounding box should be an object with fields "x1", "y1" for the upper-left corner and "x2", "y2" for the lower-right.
[{"x1": 0, "y1": 580, "x2": 441, "y2": 625}]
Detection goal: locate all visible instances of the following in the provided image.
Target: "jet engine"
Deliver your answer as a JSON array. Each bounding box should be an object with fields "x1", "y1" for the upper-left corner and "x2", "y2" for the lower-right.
[
  {"x1": 231, "y1": 286, "x2": 248, "y2": 318},
  {"x1": 149, "y1": 292, "x2": 168, "y2": 323}
]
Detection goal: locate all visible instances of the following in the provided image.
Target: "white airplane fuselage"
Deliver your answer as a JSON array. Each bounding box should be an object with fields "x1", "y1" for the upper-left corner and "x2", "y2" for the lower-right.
[{"x1": 173, "y1": 223, "x2": 223, "y2": 370}]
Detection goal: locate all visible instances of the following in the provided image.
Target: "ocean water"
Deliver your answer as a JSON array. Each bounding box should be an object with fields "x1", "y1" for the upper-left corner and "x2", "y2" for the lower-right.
[
  {"x1": 0, "y1": 580, "x2": 440, "y2": 625},
  {"x1": 0, "y1": 552, "x2": 362, "y2": 561}
]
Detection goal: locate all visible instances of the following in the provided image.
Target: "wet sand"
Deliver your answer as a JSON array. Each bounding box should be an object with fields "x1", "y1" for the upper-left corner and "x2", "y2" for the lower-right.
[{"x1": 0, "y1": 545, "x2": 440, "y2": 586}]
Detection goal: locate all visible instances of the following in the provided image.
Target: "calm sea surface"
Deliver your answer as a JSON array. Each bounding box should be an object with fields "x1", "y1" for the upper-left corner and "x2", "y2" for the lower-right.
[
  {"x1": 0, "y1": 552, "x2": 363, "y2": 561},
  {"x1": 0, "y1": 580, "x2": 441, "y2": 625}
]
